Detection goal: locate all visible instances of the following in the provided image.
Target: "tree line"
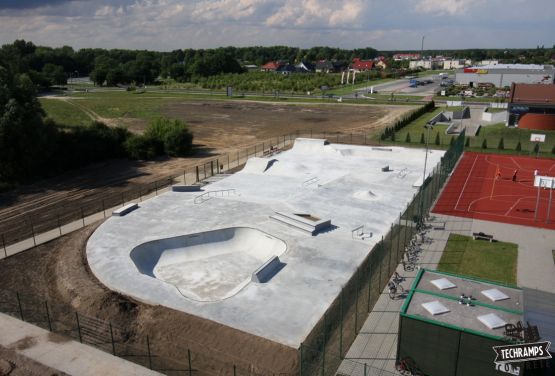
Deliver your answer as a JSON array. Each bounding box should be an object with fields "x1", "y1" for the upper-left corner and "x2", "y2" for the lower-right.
[
  {"x1": 0, "y1": 47, "x2": 194, "y2": 189},
  {"x1": 2, "y1": 40, "x2": 554, "y2": 90}
]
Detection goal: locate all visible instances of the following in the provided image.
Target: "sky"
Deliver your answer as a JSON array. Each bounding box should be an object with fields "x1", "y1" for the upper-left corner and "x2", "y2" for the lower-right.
[{"x1": 0, "y1": 0, "x2": 554, "y2": 51}]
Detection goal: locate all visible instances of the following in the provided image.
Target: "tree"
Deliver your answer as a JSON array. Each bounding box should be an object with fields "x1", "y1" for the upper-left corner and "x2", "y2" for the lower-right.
[
  {"x1": 0, "y1": 66, "x2": 57, "y2": 182},
  {"x1": 497, "y1": 137, "x2": 504, "y2": 150},
  {"x1": 42, "y1": 63, "x2": 66, "y2": 85}
]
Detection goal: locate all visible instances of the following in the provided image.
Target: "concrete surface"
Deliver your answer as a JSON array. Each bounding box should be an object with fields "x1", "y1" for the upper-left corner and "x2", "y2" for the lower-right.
[
  {"x1": 0, "y1": 313, "x2": 161, "y2": 376},
  {"x1": 87, "y1": 139, "x2": 444, "y2": 348}
]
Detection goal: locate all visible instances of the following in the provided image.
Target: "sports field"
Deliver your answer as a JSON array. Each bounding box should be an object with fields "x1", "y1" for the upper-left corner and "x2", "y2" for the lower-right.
[{"x1": 433, "y1": 152, "x2": 555, "y2": 230}]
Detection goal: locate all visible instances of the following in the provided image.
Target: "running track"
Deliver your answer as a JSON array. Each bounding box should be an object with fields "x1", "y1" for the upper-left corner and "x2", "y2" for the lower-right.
[{"x1": 433, "y1": 152, "x2": 555, "y2": 230}]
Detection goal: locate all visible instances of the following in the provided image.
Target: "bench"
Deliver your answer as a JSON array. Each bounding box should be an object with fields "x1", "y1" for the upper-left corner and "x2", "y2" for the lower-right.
[
  {"x1": 433, "y1": 222, "x2": 446, "y2": 230},
  {"x1": 473, "y1": 232, "x2": 494, "y2": 242},
  {"x1": 112, "y1": 203, "x2": 139, "y2": 217}
]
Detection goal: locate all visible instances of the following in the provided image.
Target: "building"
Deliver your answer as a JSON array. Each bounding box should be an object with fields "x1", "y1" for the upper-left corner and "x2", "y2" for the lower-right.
[
  {"x1": 507, "y1": 83, "x2": 555, "y2": 130},
  {"x1": 393, "y1": 53, "x2": 421, "y2": 61},
  {"x1": 315, "y1": 60, "x2": 346, "y2": 73},
  {"x1": 398, "y1": 269, "x2": 554, "y2": 376},
  {"x1": 260, "y1": 61, "x2": 282, "y2": 72},
  {"x1": 443, "y1": 59, "x2": 467, "y2": 70},
  {"x1": 351, "y1": 58, "x2": 374, "y2": 71},
  {"x1": 409, "y1": 59, "x2": 442, "y2": 70},
  {"x1": 456, "y1": 64, "x2": 555, "y2": 88}
]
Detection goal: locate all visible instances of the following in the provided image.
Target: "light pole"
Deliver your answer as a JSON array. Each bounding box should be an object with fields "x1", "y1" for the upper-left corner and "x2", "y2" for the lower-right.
[{"x1": 420, "y1": 121, "x2": 433, "y2": 221}]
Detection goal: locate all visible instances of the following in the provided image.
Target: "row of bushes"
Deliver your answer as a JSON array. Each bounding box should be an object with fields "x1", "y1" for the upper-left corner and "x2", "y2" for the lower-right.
[
  {"x1": 380, "y1": 101, "x2": 435, "y2": 141},
  {"x1": 398, "y1": 132, "x2": 555, "y2": 154}
]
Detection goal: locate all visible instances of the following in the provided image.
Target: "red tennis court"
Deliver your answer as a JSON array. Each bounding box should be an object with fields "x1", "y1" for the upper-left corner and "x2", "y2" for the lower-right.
[{"x1": 433, "y1": 152, "x2": 555, "y2": 230}]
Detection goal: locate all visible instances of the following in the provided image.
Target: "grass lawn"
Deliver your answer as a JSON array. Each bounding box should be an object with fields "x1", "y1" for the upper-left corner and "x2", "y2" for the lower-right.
[
  {"x1": 39, "y1": 98, "x2": 92, "y2": 127},
  {"x1": 375, "y1": 107, "x2": 456, "y2": 148},
  {"x1": 485, "y1": 107, "x2": 506, "y2": 113},
  {"x1": 437, "y1": 233, "x2": 518, "y2": 285},
  {"x1": 467, "y1": 123, "x2": 555, "y2": 156}
]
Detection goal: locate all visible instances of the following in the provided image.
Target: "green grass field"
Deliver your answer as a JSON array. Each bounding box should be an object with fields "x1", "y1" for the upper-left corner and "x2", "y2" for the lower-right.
[
  {"x1": 437, "y1": 233, "x2": 518, "y2": 285},
  {"x1": 39, "y1": 98, "x2": 93, "y2": 127},
  {"x1": 467, "y1": 123, "x2": 555, "y2": 155}
]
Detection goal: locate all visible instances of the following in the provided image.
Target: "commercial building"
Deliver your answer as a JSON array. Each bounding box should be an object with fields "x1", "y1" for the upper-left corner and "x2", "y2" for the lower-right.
[
  {"x1": 456, "y1": 64, "x2": 555, "y2": 88},
  {"x1": 507, "y1": 83, "x2": 555, "y2": 130},
  {"x1": 398, "y1": 269, "x2": 554, "y2": 376}
]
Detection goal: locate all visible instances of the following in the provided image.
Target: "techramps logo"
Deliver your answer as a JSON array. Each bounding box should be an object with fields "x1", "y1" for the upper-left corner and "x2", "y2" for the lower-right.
[{"x1": 493, "y1": 341, "x2": 551, "y2": 374}]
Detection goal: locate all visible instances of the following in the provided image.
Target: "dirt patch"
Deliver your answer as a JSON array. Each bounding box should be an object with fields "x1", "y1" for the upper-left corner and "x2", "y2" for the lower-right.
[
  {"x1": 0, "y1": 345, "x2": 68, "y2": 375},
  {"x1": 0, "y1": 225, "x2": 298, "y2": 374},
  {"x1": 8, "y1": 337, "x2": 37, "y2": 351},
  {"x1": 47, "y1": 333, "x2": 70, "y2": 344}
]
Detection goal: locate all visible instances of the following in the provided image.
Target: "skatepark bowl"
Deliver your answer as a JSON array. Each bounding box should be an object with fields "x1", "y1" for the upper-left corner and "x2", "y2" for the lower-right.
[{"x1": 130, "y1": 227, "x2": 287, "y2": 302}]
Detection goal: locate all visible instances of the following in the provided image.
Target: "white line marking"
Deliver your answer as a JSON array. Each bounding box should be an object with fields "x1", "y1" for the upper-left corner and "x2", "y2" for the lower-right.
[{"x1": 454, "y1": 154, "x2": 479, "y2": 212}]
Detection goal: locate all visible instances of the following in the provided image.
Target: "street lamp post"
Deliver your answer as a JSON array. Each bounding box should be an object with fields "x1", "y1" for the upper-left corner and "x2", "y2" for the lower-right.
[{"x1": 419, "y1": 122, "x2": 433, "y2": 222}]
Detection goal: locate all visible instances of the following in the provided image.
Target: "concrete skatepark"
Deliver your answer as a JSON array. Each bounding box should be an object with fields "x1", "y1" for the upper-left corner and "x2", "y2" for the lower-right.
[{"x1": 87, "y1": 138, "x2": 444, "y2": 348}]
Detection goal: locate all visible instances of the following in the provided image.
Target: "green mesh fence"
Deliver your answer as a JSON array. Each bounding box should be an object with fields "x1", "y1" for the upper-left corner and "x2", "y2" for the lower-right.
[{"x1": 299, "y1": 130, "x2": 466, "y2": 376}]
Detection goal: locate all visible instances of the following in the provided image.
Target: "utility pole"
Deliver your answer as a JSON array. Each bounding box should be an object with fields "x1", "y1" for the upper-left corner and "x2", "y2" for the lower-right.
[{"x1": 421, "y1": 36, "x2": 425, "y2": 58}]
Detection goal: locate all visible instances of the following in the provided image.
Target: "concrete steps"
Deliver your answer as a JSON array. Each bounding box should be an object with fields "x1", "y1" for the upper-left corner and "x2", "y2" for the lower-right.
[{"x1": 270, "y1": 212, "x2": 331, "y2": 236}]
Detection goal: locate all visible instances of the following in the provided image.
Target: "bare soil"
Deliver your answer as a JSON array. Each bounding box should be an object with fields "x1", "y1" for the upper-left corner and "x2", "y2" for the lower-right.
[
  {"x1": 0, "y1": 99, "x2": 414, "y2": 374},
  {"x1": 0, "y1": 223, "x2": 298, "y2": 374},
  {"x1": 0, "y1": 100, "x2": 412, "y2": 242}
]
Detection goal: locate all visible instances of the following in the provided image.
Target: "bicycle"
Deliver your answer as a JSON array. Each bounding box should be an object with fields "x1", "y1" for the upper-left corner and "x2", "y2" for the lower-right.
[
  {"x1": 395, "y1": 357, "x2": 423, "y2": 375},
  {"x1": 388, "y1": 280, "x2": 405, "y2": 300}
]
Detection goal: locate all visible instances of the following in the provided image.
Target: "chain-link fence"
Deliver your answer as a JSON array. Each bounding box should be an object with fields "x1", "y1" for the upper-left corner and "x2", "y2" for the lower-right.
[
  {"x1": 298, "y1": 130, "x2": 466, "y2": 376},
  {"x1": 0, "y1": 129, "x2": 391, "y2": 259},
  {"x1": 0, "y1": 289, "x2": 289, "y2": 376}
]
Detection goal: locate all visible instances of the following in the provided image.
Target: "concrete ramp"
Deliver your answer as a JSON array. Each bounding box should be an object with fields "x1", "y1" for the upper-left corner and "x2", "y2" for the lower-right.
[
  {"x1": 242, "y1": 157, "x2": 279, "y2": 174},
  {"x1": 129, "y1": 227, "x2": 287, "y2": 301},
  {"x1": 251, "y1": 256, "x2": 284, "y2": 283},
  {"x1": 291, "y1": 138, "x2": 331, "y2": 154}
]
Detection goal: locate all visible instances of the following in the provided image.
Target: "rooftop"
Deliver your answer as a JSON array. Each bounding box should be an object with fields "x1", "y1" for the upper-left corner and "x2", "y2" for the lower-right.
[
  {"x1": 402, "y1": 269, "x2": 523, "y2": 339},
  {"x1": 87, "y1": 139, "x2": 444, "y2": 348},
  {"x1": 509, "y1": 83, "x2": 555, "y2": 105}
]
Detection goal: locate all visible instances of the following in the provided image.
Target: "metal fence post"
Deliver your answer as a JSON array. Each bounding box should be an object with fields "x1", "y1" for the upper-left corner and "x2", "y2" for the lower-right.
[
  {"x1": 109, "y1": 323, "x2": 116, "y2": 355},
  {"x1": 233, "y1": 365, "x2": 237, "y2": 376},
  {"x1": 321, "y1": 338, "x2": 325, "y2": 376},
  {"x1": 45, "y1": 301, "x2": 52, "y2": 331},
  {"x1": 367, "y1": 258, "x2": 372, "y2": 312},
  {"x1": 339, "y1": 290, "x2": 343, "y2": 358},
  {"x1": 388, "y1": 224, "x2": 393, "y2": 275},
  {"x1": 188, "y1": 349, "x2": 193, "y2": 376},
  {"x1": 2, "y1": 234, "x2": 7, "y2": 259},
  {"x1": 196, "y1": 166, "x2": 200, "y2": 182},
  {"x1": 75, "y1": 312, "x2": 82, "y2": 343},
  {"x1": 378, "y1": 237, "x2": 384, "y2": 290},
  {"x1": 30, "y1": 222, "x2": 37, "y2": 247},
  {"x1": 397, "y1": 213, "x2": 402, "y2": 264},
  {"x1": 57, "y1": 213, "x2": 62, "y2": 236},
  {"x1": 355, "y1": 274, "x2": 359, "y2": 334},
  {"x1": 364, "y1": 363, "x2": 368, "y2": 376},
  {"x1": 146, "y1": 335, "x2": 153, "y2": 369},
  {"x1": 16, "y1": 292, "x2": 24, "y2": 320},
  {"x1": 80, "y1": 207, "x2": 85, "y2": 227},
  {"x1": 299, "y1": 343, "x2": 303, "y2": 376},
  {"x1": 155, "y1": 181, "x2": 158, "y2": 195}
]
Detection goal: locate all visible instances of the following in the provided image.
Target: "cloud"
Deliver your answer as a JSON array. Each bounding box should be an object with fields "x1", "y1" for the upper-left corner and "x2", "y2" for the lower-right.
[
  {"x1": 0, "y1": 0, "x2": 553, "y2": 50},
  {"x1": 0, "y1": 0, "x2": 72, "y2": 10},
  {"x1": 415, "y1": 0, "x2": 478, "y2": 16}
]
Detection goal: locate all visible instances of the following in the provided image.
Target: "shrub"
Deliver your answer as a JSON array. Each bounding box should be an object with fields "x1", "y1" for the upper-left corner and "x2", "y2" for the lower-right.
[
  {"x1": 481, "y1": 139, "x2": 488, "y2": 149},
  {"x1": 497, "y1": 137, "x2": 504, "y2": 150},
  {"x1": 124, "y1": 135, "x2": 159, "y2": 160},
  {"x1": 140, "y1": 117, "x2": 194, "y2": 158},
  {"x1": 405, "y1": 133, "x2": 411, "y2": 143}
]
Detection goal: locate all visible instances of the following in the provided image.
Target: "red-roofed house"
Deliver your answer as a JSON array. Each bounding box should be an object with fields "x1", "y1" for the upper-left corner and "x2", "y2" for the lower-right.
[
  {"x1": 260, "y1": 61, "x2": 283, "y2": 72},
  {"x1": 351, "y1": 58, "x2": 374, "y2": 72}
]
